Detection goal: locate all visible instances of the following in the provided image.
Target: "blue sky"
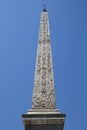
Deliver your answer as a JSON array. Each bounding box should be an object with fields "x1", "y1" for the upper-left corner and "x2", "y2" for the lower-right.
[{"x1": 0, "y1": 0, "x2": 87, "y2": 130}]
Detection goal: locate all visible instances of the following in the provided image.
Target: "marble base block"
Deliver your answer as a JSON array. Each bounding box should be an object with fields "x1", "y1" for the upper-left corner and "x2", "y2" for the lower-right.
[{"x1": 22, "y1": 109, "x2": 65, "y2": 130}]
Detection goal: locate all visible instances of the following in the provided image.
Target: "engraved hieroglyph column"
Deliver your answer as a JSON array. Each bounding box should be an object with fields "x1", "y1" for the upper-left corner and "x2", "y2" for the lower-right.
[
  {"x1": 32, "y1": 8, "x2": 56, "y2": 109},
  {"x1": 22, "y1": 7, "x2": 66, "y2": 130}
]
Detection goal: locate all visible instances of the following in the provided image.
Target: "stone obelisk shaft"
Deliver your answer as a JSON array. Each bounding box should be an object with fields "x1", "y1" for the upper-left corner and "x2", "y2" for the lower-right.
[
  {"x1": 22, "y1": 8, "x2": 66, "y2": 130},
  {"x1": 32, "y1": 10, "x2": 56, "y2": 109}
]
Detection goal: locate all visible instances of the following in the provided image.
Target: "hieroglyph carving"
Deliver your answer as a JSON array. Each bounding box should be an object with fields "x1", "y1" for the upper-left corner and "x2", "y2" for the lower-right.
[{"x1": 32, "y1": 11, "x2": 56, "y2": 109}]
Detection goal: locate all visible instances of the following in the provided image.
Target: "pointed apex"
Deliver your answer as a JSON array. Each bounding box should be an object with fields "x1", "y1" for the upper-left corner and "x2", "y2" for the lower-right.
[{"x1": 43, "y1": 4, "x2": 47, "y2": 12}]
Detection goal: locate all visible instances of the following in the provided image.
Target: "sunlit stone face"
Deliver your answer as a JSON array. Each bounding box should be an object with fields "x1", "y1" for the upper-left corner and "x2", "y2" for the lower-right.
[{"x1": 32, "y1": 11, "x2": 56, "y2": 109}]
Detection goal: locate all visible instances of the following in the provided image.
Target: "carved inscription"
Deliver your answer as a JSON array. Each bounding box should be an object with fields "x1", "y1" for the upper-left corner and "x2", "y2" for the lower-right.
[{"x1": 32, "y1": 11, "x2": 56, "y2": 109}]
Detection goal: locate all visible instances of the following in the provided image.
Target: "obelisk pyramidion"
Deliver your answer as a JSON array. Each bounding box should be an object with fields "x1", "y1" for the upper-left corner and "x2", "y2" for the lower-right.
[{"x1": 22, "y1": 6, "x2": 66, "y2": 130}]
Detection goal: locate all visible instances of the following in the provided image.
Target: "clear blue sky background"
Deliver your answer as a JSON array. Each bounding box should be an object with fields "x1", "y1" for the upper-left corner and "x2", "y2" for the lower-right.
[{"x1": 0, "y1": 0, "x2": 87, "y2": 130}]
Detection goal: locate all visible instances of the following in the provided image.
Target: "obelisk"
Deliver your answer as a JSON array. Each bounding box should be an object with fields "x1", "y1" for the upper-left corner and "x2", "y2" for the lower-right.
[{"x1": 22, "y1": 6, "x2": 66, "y2": 130}]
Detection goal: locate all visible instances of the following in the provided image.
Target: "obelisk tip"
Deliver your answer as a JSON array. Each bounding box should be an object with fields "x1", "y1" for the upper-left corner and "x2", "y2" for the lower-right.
[{"x1": 43, "y1": 4, "x2": 47, "y2": 12}]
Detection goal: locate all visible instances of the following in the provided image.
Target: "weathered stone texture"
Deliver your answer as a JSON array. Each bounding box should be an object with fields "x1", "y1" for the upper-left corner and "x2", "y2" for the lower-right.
[
  {"x1": 25, "y1": 124, "x2": 63, "y2": 130},
  {"x1": 32, "y1": 10, "x2": 56, "y2": 109},
  {"x1": 22, "y1": 112, "x2": 65, "y2": 130}
]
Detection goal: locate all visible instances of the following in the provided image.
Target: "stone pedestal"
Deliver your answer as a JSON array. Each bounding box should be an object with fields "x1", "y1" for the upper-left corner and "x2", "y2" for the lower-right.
[{"x1": 22, "y1": 109, "x2": 65, "y2": 130}]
